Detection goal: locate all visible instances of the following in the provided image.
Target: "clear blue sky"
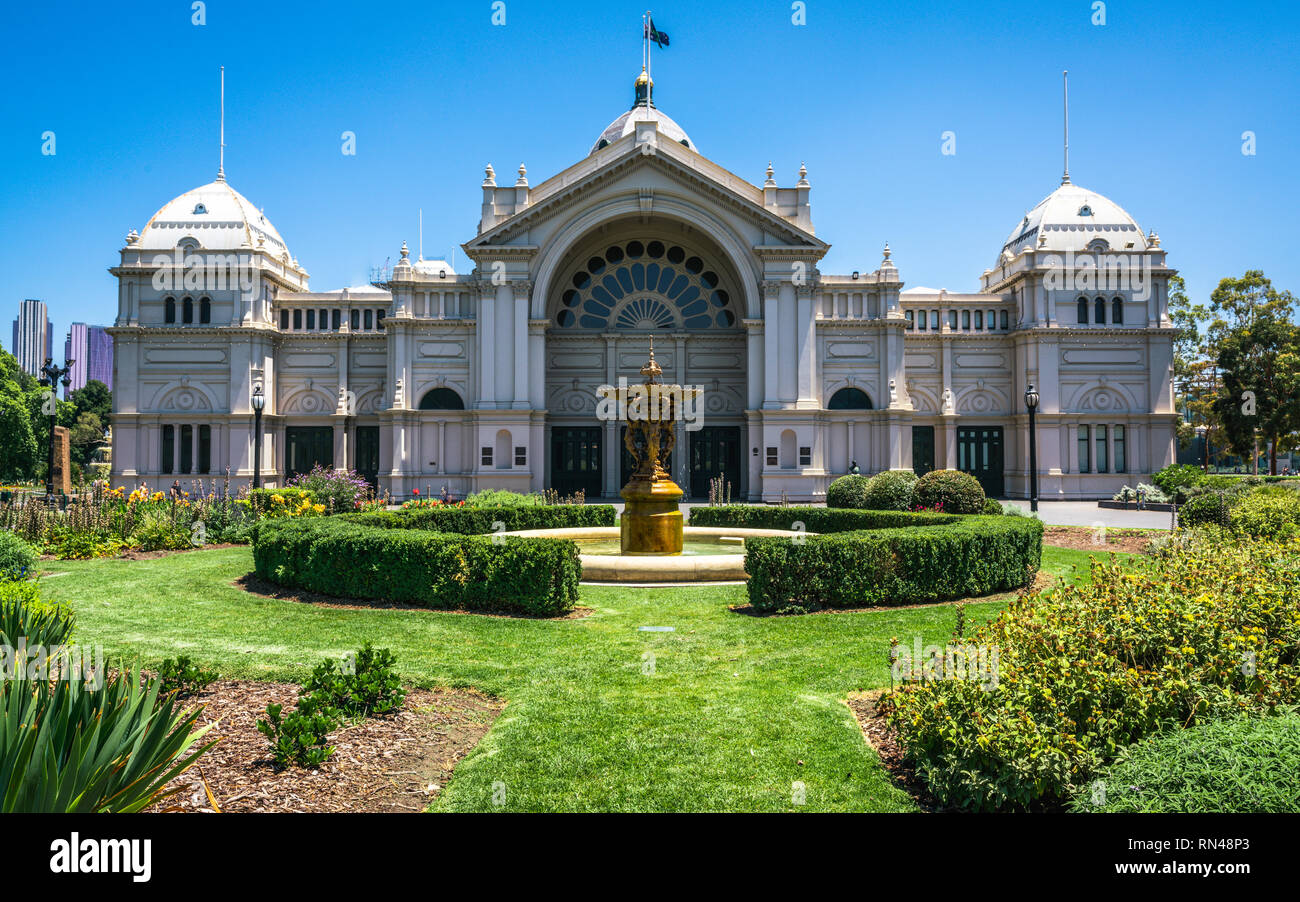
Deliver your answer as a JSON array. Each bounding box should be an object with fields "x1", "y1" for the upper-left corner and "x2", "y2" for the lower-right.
[{"x1": 3, "y1": 0, "x2": 1297, "y2": 350}]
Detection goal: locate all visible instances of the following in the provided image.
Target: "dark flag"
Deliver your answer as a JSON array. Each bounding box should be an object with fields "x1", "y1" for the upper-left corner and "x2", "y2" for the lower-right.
[{"x1": 645, "y1": 18, "x2": 669, "y2": 48}]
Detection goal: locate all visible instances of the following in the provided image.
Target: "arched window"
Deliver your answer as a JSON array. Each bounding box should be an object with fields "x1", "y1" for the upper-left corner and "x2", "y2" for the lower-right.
[
  {"x1": 1111, "y1": 296, "x2": 1123, "y2": 324},
  {"x1": 1094, "y1": 297, "x2": 1106, "y2": 324},
  {"x1": 199, "y1": 297, "x2": 211, "y2": 324},
  {"x1": 164, "y1": 297, "x2": 176, "y2": 323},
  {"x1": 1077, "y1": 297, "x2": 1088, "y2": 324},
  {"x1": 182, "y1": 297, "x2": 194, "y2": 324},
  {"x1": 417, "y1": 387, "x2": 465, "y2": 410},
  {"x1": 779, "y1": 429, "x2": 797, "y2": 470},
  {"x1": 827, "y1": 387, "x2": 873, "y2": 410}
]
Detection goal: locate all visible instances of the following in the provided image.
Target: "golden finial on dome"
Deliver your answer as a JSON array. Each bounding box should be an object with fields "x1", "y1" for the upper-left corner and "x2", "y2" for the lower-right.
[{"x1": 639, "y1": 335, "x2": 662, "y2": 383}]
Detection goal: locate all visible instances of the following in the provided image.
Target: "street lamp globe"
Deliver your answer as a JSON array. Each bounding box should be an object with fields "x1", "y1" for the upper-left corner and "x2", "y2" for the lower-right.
[{"x1": 1024, "y1": 384, "x2": 1039, "y2": 410}]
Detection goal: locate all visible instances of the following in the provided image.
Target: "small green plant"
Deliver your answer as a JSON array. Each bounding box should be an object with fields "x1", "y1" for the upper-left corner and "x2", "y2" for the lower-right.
[
  {"x1": 156, "y1": 656, "x2": 220, "y2": 697},
  {"x1": 0, "y1": 531, "x2": 38, "y2": 581},
  {"x1": 303, "y1": 643, "x2": 405, "y2": 717},
  {"x1": 981, "y1": 498, "x2": 1003, "y2": 515},
  {"x1": 257, "y1": 694, "x2": 338, "y2": 770}
]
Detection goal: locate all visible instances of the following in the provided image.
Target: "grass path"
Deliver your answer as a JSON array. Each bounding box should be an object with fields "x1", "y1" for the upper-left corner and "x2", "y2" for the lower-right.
[{"x1": 42, "y1": 544, "x2": 1117, "y2": 812}]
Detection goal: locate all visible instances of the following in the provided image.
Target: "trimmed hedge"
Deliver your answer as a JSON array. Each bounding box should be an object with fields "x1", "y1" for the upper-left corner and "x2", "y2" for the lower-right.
[
  {"x1": 689, "y1": 506, "x2": 956, "y2": 532},
  {"x1": 911, "y1": 469, "x2": 986, "y2": 514},
  {"x1": 866, "y1": 470, "x2": 919, "y2": 511},
  {"x1": 344, "y1": 503, "x2": 615, "y2": 534},
  {"x1": 742, "y1": 515, "x2": 1042, "y2": 612},
  {"x1": 826, "y1": 475, "x2": 872, "y2": 509},
  {"x1": 252, "y1": 518, "x2": 580, "y2": 616}
]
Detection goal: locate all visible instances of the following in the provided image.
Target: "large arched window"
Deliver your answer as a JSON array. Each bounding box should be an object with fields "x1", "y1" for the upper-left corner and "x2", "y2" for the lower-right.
[
  {"x1": 1094, "y1": 297, "x2": 1106, "y2": 324},
  {"x1": 1111, "y1": 296, "x2": 1124, "y2": 324},
  {"x1": 164, "y1": 297, "x2": 176, "y2": 323},
  {"x1": 417, "y1": 387, "x2": 465, "y2": 410},
  {"x1": 827, "y1": 387, "x2": 873, "y2": 410},
  {"x1": 1077, "y1": 297, "x2": 1088, "y2": 324},
  {"x1": 553, "y1": 239, "x2": 739, "y2": 331}
]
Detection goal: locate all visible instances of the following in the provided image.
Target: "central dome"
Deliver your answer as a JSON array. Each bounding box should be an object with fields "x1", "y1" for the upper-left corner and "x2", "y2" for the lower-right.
[
  {"x1": 137, "y1": 176, "x2": 290, "y2": 256},
  {"x1": 999, "y1": 182, "x2": 1146, "y2": 261},
  {"x1": 591, "y1": 70, "x2": 694, "y2": 155}
]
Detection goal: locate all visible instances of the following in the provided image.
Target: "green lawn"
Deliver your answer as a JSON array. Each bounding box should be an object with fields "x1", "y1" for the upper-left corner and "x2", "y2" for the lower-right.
[{"x1": 41, "y1": 544, "x2": 1120, "y2": 812}]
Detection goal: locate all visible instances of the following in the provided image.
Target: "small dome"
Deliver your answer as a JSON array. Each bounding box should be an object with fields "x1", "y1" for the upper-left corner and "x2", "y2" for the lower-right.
[
  {"x1": 136, "y1": 178, "x2": 290, "y2": 256},
  {"x1": 999, "y1": 182, "x2": 1146, "y2": 261},
  {"x1": 591, "y1": 69, "x2": 694, "y2": 155}
]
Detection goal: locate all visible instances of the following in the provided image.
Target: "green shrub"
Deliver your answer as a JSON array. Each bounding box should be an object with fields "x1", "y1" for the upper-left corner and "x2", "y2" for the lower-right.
[
  {"x1": 248, "y1": 487, "x2": 317, "y2": 515},
  {"x1": 303, "y1": 643, "x2": 405, "y2": 717},
  {"x1": 253, "y1": 517, "x2": 581, "y2": 616},
  {"x1": 1178, "y1": 491, "x2": 1232, "y2": 529},
  {"x1": 866, "y1": 471, "x2": 920, "y2": 511},
  {"x1": 257, "y1": 695, "x2": 337, "y2": 770},
  {"x1": 884, "y1": 535, "x2": 1300, "y2": 811},
  {"x1": 0, "y1": 531, "x2": 38, "y2": 580},
  {"x1": 1229, "y1": 490, "x2": 1300, "y2": 539},
  {"x1": 156, "y1": 655, "x2": 220, "y2": 697},
  {"x1": 981, "y1": 498, "x2": 1004, "y2": 515},
  {"x1": 826, "y1": 475, "x2": 872, "y2": 509},
  {"x1": 689, "y1": 506, "x2": 955, "y2": 532},
  {"x1": 1072, "y1": 715, "x2": 1300, "y2": 813},
  {"x1": 347, "y1": 503, "x2": 615, "y2": 535},
  {"x1": 1, "y1": 663, "x2": 216, "y2": 812},
  {"x1": 744, "y1": 516, "x2": 1042, "y2": 613},
  {"x1": 911, "y1": 469, "x2": 986, "y2": 514},
  {"x1": 1152, "y1": 463, "x2": 1205, "y2": 499},
  {"x1": 464, "y1": 489, "x2": 544, "y2": 507}
]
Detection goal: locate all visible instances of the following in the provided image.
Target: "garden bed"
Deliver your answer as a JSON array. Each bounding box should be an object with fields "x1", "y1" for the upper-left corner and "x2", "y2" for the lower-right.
[
  {"x1": 149, "y1": 681, "x2": 503, "y2": 813},
  {"x1": 1041, "y1": 526, "x2": 1161, "y2": 555}
]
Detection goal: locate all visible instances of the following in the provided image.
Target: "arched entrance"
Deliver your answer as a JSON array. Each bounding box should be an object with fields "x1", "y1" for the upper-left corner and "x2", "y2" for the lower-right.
[{"x1": 544, "y1": 223, "x2": 748, "y2": 498}]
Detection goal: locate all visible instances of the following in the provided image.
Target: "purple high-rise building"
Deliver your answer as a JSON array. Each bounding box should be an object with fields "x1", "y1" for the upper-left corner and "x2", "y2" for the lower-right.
[{"x1": 63, "y1": 322, "x2": 114, "y2": 397}]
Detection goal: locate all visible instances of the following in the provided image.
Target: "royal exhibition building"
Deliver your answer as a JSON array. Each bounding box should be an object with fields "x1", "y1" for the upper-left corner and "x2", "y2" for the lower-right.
[{"x1": 108, "y1": 70, "x2": 1178, "y2": 503}]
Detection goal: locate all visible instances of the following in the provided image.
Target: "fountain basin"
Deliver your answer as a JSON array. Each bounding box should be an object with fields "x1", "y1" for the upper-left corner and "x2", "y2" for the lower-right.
[{"x1": 498, "y1": 526, "x2": 813, "y2": 584}]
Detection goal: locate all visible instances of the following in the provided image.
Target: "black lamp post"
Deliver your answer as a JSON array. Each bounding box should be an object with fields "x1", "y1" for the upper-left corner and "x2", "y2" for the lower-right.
[
  {"x1": 251, "y1": 384, "x2": 265, "y2": 489},
  {"x1": 1024, "y1": 383, "x2": 1040, "y2": 513},
  {"x1": 37, "y1": 357, "x2": 73, "y2": 504}
]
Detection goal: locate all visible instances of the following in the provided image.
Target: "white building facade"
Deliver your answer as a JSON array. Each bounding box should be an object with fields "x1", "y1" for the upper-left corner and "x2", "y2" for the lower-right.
[{"x1": 109, "y1": 73, "x2": 1178, "y2": 501}]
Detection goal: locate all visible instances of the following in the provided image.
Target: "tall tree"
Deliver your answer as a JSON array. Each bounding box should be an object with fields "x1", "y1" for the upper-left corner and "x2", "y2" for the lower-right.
[
  {"x1": 1208, "y1": 271, "x2": 1300, "y2": 474},
  {"x1": 1167, "y1": 274, "x2": 1210, "y2": 449}
]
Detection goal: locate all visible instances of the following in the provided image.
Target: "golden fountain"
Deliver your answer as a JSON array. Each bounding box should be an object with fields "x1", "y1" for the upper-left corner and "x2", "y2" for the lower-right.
[{"x1": 618, "y1": 339, "x2": 698, "y2": 555}]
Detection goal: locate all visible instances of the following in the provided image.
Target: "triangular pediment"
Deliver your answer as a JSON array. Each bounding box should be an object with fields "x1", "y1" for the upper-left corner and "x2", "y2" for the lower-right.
[{"x1": 465, "y1": 132, "x2": 826, "y2": 255}]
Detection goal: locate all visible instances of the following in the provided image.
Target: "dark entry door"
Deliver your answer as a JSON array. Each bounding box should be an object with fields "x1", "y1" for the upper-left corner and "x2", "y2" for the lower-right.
[
  {"x1": 286, "y1": 427, "x2": 333, "y2": 480},
  {"x1": 551, "y1": 427, "x2": 602, "y2": 498},
  {"x1": 355, "y1": 426, "x2": 380, "y2": 487},
  {"x1": 957, "y1": 426, "x2": 1004, "y2": 497},
  {"x1": 912, "y1": 425, "x2": 935, "y2": 476},
  {"x1": 689, "y1": 426, "x2": 741, "y2": 499}
]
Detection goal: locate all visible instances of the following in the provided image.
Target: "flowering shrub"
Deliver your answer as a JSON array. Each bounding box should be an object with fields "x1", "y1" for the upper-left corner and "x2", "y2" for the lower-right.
[
  {"x1": 883, "y1": 533, "x2": 1300, "y2": 811},
  {"x1": 286, "y1": 466, "x2": 372, "y2": 513}
]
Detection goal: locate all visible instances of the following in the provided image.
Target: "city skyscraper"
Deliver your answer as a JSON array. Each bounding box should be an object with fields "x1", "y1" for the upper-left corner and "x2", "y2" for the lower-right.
[
  {"x1": 63, "y1": 322, "x2": 114, "y2": 397},
  {"x1": 11, "y1": 298, "x2": 51, "y2": 376}
]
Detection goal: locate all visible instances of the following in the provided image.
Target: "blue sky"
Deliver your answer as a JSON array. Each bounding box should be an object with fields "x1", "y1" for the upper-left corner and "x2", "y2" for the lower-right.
[{"x1": 2, "y1": 0, "x2": 1297, "y2": 348}]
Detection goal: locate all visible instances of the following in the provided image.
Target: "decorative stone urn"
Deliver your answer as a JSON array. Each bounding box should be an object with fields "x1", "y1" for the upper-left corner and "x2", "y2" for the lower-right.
[{"x1": 618, "y1": 340, "x2": 698, "y2": 555}]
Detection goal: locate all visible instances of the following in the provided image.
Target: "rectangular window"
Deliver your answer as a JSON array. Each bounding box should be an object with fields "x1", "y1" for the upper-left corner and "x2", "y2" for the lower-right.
[
  {"x1": 364, "y1": 310, "x2": 373, "y2": 331},
  {"x1": 515, "y1": 446, "x2": 527, "y2": 466},
  {"x1": 279, "y1": 309, "x2": 289, "y2": 330},
  {"x1": 180, "y1": 424, "x2": 193, "y2": 474},
  {"x1": 376, "y1": 309, "x2": 386, "y2": 327},
  {"x1": 929, "y1": 310, "x2": 939, "y2": 330},
  {"x1": 350, "y1": 309, "x2": 360, "y2": 331},
  {"x1": 198, "y1": 425, "x2": 211, "y2": 473},
  {"x1": 948, "y1": 310, "x2": 958, "y2": 330},
  {"x1": 766, "y1": 447, "x2": 778, "y2": 466},
  {"x1": 916, "y1": 310, "x2": 926, "y2": 331},
  {"x1": 1077, "y1": 426, "x2": 1090, "y2": 473},
  {"x1": 292, "y1": 309, "x2": 302, "y2": 330},
  {"x1": 986, "y1": 309, "x2": 995, "y2": 329},
  {"x1": 905, "y1": 310, "x2": 914, "y2": 329},
  {"x1": 331, "y1": 309, "x2": 340, "y2": 330},
  {"x1": 1114, "y1": 425, "x2": 1126, "y2": 473},
  {"x1": 306, "y1": 309, "x2": 316, "y2": 330},
  {"x1": 999, "y1": 310, "x2": 1009, "y2": 329},
  {"x1": 974, "y1": 310, "x2": 983, "y2": 330},
  {"x1": 799, "y1": 446, "x2": 812, "y2": 466},
  {"x1": 481, "y1": 447, "x2": 493, "y2": 467},
  {"x1": 1096, "y1": 425, "x2": 1108, "y2": 473},
  {"x1": 319, "y1": 309, "x2": 328, "y2": 329},
  {"x1": 161, "y1": 425, "x2": 174, "y2": 474},
  {"x1": 962, "y1": 310, "x2": 971, "y2": 330}
]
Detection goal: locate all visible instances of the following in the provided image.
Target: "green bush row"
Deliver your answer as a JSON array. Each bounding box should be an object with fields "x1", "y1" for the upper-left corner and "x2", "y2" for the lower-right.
[
  {"x1": 345, "y1": 503, "x2": 615, "y2": 534},
  {"x1": 252, "y1": 517, "x2": 581, "y2": 616},
  {"x1": 740, "y1": 515, "x2": 1042, "y2": 613},
  {"x1": 688, "y1": 505, "x2": 956, "y2": 532}
]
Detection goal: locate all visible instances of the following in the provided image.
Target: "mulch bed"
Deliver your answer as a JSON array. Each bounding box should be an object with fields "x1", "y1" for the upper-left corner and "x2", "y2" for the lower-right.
[
  {"x1": 151, "y1": 681, "x2": 503, "y2": 813},
  {"x1": 39, "y1": 543, "x2": 245, "y2": 563},
  {"x1": 846, "y1": 690, "x2": 941, "y2": 811},
  {"x1": 1041, "y1": 526, "x2": 1160, "y2": 555},
  {"x1": 234, "y1": 572, "x2": 593, "y2": 620}
]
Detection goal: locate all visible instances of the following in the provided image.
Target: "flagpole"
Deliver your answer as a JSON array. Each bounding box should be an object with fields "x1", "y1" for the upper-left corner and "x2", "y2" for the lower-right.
[{"x1": 646, "y1": 10, "x2": 652, "y2": 83}]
